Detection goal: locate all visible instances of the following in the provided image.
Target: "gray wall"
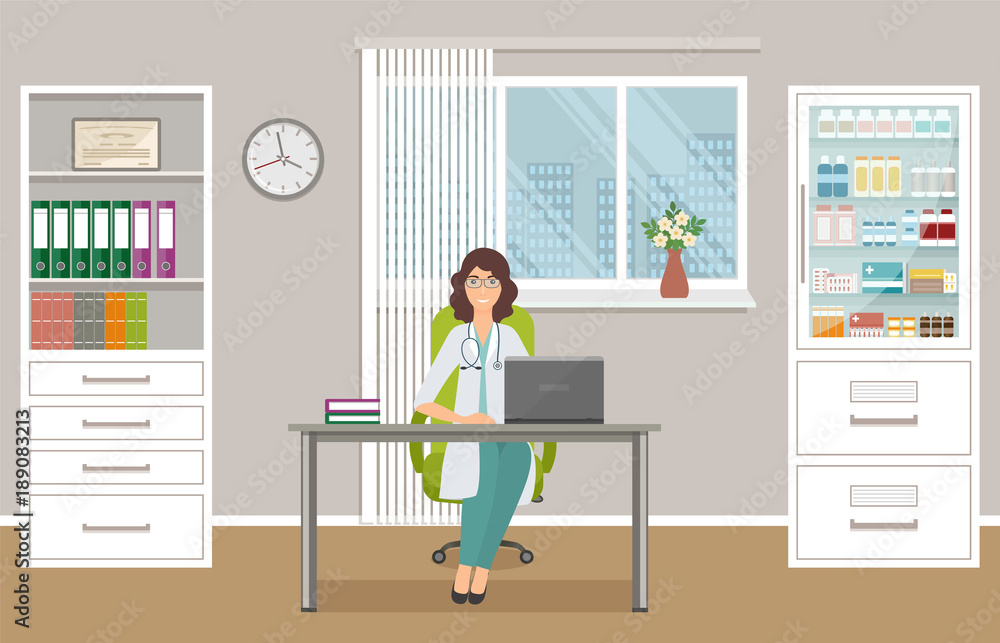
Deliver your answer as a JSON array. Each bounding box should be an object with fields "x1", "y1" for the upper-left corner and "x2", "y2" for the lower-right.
[{"x1": 2, "y1": 1, "x2": 996, "y2": 519}]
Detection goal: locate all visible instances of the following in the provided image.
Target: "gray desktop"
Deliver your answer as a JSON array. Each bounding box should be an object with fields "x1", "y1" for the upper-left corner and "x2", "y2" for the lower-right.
[{"x1": 504, "y1": 356, "x2": 604, "y2": 424}]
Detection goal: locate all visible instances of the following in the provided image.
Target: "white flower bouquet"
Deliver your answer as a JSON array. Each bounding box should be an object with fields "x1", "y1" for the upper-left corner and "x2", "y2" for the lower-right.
[{"x1": 639, "y1": 201, "x2": 705, "y2": 251}]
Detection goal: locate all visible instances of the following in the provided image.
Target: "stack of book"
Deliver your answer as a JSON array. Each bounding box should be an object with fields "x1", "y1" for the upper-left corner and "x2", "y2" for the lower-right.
[{"x1": 325, "y1": 399, "x2": 380, "y2": 424}]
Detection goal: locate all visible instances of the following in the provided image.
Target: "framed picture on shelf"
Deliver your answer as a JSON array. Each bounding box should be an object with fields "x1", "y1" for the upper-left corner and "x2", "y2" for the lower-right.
[{"x1": 72, "y1": 117, "x2": 161, "y2": 170}]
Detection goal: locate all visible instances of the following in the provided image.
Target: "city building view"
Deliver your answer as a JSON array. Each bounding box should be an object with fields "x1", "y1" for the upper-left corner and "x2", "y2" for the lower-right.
[{"x1": 506, "y1": 133, "x2": 737, "y2": 279}]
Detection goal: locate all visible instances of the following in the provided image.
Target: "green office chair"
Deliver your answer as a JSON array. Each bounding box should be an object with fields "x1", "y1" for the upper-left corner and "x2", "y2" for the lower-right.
[{"x1": 409, "y1": 305, "x2": 557, "y2": 565}]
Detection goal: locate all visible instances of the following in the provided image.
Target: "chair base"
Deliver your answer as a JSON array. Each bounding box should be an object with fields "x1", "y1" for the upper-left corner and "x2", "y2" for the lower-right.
[{"x1": 432, "y1": 539, "x2": 534, "y2": 565}]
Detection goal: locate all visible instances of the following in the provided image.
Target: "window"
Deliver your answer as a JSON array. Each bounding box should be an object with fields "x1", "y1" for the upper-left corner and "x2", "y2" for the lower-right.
[
  {"x1": 497, "y1": 77, "x2": 746, "y2": 290},
  {"x1": 504, "y1": 87, "x2": 615, "y2": 279}
]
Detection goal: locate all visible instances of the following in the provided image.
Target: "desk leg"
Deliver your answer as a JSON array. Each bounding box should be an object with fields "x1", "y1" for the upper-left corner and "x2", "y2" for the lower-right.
[
  {"x1": 301, "y1": 431, "x2": 317, "y2": 612},
  {"x1": 632, "y1": 432, "x2": 648, "y2": 612}
]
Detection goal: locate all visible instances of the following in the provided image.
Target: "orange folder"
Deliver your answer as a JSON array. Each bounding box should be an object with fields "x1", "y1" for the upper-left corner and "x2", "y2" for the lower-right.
[{"x1": 105, "y1": 292, "x2": 116, "y2": 350}]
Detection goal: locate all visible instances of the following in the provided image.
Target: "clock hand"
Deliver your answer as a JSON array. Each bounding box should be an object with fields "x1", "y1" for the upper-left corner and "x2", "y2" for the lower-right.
[
  {"x1": 276, "y1": 132, "x2": 287, "y2": 166},
  {"x1": 254, "y1": 156, "x2": 290, "y2": 170},
  {"x1": 284, "y1": 158, "x2": 303, "y2": 169}
]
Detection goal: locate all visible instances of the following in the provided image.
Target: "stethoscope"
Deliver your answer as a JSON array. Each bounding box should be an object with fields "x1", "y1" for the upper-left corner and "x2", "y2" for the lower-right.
[{"x1": 459, "y1": 322, "x2": 502, "y2": 371}]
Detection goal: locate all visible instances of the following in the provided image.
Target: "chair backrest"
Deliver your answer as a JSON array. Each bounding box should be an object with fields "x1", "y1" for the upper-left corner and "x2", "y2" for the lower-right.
[{"x1": 426, "y1": 305, "x2": 534, "y2": 452}]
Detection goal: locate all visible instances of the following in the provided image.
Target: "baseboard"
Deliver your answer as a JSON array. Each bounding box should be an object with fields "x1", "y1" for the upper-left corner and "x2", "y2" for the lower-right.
[
  {"x1": 206, "y1": 514, "x2": 790, "y2": 527},
  {"x1": 513, "y1": 515, "x2": 791, "y2": 527}
]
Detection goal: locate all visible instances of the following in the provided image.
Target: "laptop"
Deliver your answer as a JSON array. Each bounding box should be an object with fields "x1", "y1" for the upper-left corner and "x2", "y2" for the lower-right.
[{"x1": 504, "y1": 356, "x2": 604, "y2": 424}]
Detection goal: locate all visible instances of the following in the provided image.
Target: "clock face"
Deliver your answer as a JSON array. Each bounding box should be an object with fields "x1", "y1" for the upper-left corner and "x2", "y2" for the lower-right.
[{"x1": 242, "y1": 118, "x2": 324, "y2": 199}]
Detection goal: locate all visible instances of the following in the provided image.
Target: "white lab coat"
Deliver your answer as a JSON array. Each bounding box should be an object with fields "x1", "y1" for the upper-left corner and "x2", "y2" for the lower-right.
[{"x1": 413, "y1": 322, "x2": 536, "y2": 505}]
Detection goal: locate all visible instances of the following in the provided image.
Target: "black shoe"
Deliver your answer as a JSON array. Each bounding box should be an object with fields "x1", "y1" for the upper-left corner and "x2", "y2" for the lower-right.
[
  {"x1": 451, "y1": 583, "x2": 469, "y2": 604},
  {"x1": 468, "y1": 587, "x2": 487, "y2": 605}
]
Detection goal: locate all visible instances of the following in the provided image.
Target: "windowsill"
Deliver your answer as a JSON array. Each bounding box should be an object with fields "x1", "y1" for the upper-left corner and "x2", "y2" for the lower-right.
[{"x1": 515, "y1": 286, "x2": 756, "y2": 310}]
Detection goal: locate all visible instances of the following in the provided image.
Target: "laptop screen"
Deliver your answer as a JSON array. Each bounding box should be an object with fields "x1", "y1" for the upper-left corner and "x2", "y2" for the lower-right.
[{"x1": 504, "y1": 356, "x2": 604, "y2": 424}]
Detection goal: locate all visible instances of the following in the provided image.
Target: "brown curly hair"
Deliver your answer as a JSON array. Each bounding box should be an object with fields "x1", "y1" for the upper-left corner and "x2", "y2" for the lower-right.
[{"x1": 449, "y1": 248, "x2": 518, "y2": 323}]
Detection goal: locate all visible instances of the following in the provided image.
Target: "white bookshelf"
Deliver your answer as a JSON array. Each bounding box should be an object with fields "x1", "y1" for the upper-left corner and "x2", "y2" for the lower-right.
[{"x1": 20, "y1": 85, "x2": 213, "y2": 567}]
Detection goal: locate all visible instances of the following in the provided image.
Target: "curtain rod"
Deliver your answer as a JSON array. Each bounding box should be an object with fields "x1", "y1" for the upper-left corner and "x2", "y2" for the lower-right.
[{"x1": 353, "y1": 36, "x2": 761, "y2": 53}]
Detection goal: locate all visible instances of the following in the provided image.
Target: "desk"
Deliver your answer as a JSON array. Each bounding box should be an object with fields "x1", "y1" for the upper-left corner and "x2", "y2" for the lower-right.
[{"x1": 289, "y1": 423, "x2": 660, "y2": 612}]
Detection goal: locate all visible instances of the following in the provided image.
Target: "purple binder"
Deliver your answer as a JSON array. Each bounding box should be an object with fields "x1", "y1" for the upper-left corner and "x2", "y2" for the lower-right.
[
  {"x1": 132, "y1": 201, "x2": 151, "y2": 278},
  {"x1": 156, "y1": 200, "x2": 175, "y2": 278}
]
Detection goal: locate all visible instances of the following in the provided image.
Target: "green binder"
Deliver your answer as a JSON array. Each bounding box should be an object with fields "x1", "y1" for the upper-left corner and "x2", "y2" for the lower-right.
[
  {"x1": 30, "y1": 200, "x2": 50, "y2": 278},
  {"x1": 91, "y1": 201, "x2": 111, "y2": 278},
  {"x1": 111, "y1": 200, "x2": 131, "y2": 278},
  {"x1": 50, "y1": 201, "x2": 72, "y2": 278},
  {"x1": 71, "y1": 200, "x2": 91, "y2": 278},
  {"x1": 125, "y1": 292, "x2": 137, "y2": 350},
  {"x1": 136, "y1": 292, "x2": 147, "y2": 350}
]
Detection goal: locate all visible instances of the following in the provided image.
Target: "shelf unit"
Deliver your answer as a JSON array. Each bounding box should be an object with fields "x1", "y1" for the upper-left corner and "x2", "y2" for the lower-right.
[
  {"x1": 20, "y1": 85, "x2": 212, "y2": 567},
  {"x1": 787, "y1": 87, "x2": 980, "y2": 569}
]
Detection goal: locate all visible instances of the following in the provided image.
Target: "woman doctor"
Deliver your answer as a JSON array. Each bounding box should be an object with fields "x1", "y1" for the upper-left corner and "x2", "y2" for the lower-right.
[{"x1": 413, "y1": 247, "x2": 534, "y2": 605}]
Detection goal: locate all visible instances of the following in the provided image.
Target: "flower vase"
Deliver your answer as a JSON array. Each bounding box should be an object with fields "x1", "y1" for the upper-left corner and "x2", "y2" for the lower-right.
[{"x1": 659, "y1": 248, "x2": 689, "y2": 298}]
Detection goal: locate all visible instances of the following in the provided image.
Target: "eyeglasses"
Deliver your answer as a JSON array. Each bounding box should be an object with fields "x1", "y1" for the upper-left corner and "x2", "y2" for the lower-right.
[{"x1": 466, "y1": 278, "x2": 500, "y2": 289}]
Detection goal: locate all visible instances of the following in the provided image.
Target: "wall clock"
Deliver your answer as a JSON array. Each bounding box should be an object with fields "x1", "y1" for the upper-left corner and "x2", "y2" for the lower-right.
[{"x1": 242, "y1": 118, "x2": 324, "y2": 200}]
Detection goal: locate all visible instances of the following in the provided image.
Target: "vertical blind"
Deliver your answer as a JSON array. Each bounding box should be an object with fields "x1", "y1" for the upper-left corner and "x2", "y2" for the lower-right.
[{"x1": 360, "y1": 49, "x2": 494, "y2": 524}]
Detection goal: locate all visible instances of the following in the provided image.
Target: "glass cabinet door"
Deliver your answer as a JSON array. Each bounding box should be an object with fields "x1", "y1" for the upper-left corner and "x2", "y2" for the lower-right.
[{"x1": 794, "y1": 92, "x2": 972, "y2": 350}]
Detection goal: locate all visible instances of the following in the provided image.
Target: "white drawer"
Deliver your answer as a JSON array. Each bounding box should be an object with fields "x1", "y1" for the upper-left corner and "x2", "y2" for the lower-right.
[
  {"x1": 30, "y1": 406, "x2": 203, "y2": 441},
  {"x1": 796, "y1": 466, "x2": 971, "y2": 561},
  {"x1": 29, "y1": 362, "x2": 203, "y2": 396},
  {"x1": 32, "y1": 450, "x2": 203, "y2": 485},
  {"x1": 797, "y1": 361, "x2": 970, "y2": 455},
  {"x1": 31, "y1": 494, "x2": 204, "y2": 560}
]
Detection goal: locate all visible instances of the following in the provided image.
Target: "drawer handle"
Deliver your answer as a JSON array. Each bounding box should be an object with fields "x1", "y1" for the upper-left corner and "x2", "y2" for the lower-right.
[
  {"x1": 82, "y1": 523, "x2": 151, "y2": 533},
  {"x1": 850, "y1": 414, "x2": 918, "y2": 427},
  {"x1": 81, "y1": 464, "x2": 151, "y2": 473},
  {"x1": 850, "y1": 519, "x2": 918, "y2": 531},
  {"x1": 82, "y1": 375, "x2": 151, "y2": 384},
  {"x1": 82, "y1": 420, "x2": 151, "y2": 429}
]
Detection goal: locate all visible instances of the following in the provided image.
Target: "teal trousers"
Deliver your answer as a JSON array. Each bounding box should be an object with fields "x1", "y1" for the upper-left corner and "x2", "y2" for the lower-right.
[{"x1": 459, "y1": 442, "x2": 531, "y2": 568}]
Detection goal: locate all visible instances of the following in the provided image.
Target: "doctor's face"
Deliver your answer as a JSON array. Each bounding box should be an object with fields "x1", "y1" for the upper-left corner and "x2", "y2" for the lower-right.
[{"x1": 464, "y1": 265, "x2": 502, "y2": 313}]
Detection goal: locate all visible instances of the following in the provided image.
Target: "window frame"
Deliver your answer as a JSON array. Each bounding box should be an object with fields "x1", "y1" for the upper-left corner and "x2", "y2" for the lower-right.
[{"x1": 495, "y1": 75, "x2": 748, "y2": 297}]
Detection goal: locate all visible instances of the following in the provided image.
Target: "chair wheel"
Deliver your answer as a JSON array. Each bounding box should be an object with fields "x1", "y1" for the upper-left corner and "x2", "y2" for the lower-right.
[
  {"x1": 520, "y1": 550, "x2": 534, "y2": 564},
  {"x1": 432, "y1": 550, "x2": 447, "y2": 564}
]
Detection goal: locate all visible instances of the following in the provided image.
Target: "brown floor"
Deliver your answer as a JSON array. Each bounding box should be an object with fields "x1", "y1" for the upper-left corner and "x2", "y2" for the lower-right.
[{"x1": 2, "y1": 526, "x2": 999, "y2": 642}]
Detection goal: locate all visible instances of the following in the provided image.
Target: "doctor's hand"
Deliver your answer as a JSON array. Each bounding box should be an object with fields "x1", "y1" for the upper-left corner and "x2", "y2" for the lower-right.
[{"x1": 461, "y1": 413, "x2": 496, "y2": 424}]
